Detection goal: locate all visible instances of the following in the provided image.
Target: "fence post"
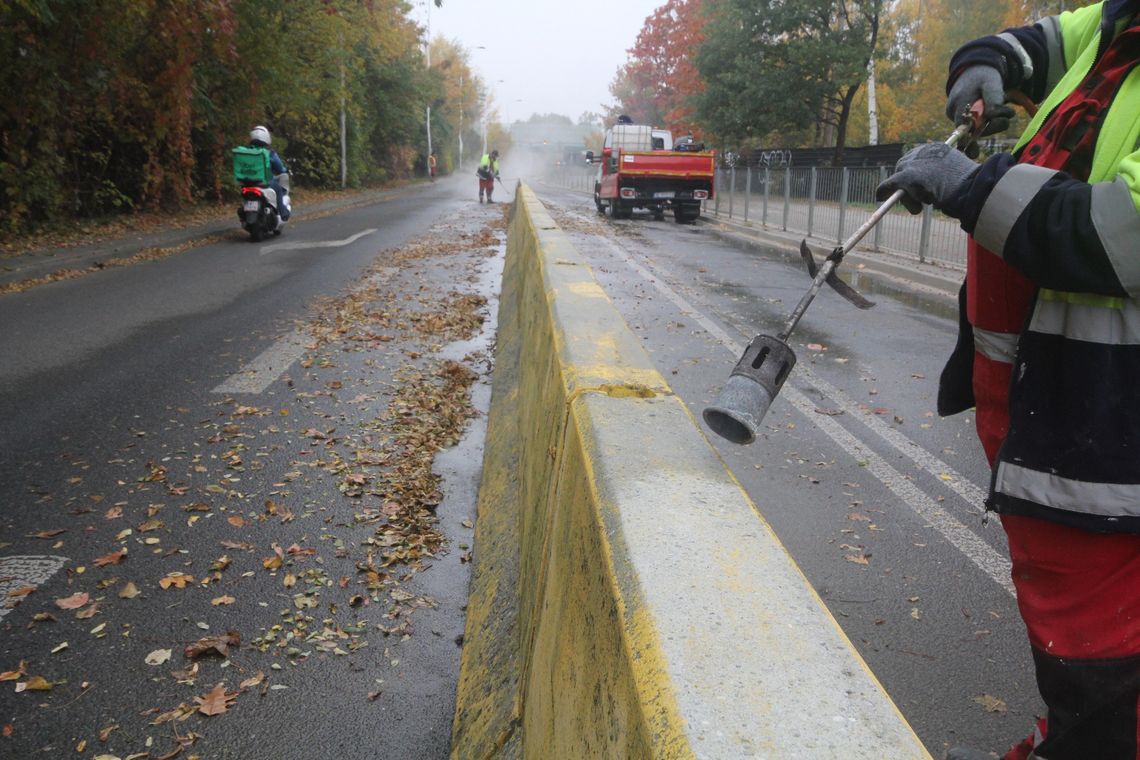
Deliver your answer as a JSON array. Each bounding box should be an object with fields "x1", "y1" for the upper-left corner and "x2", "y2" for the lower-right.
[
  {"x1": 808, "y1": 168, "x2": 817, "y2": 237},
  {"x1": 763, "y1": 168, "x2": 770, "y2": 226},
  {"x1": 873, "y1": 166, "x2": 886, "y2": 251},
  {"x1": 729, "y1": 166, "x2": 737, "y2": 218},
  {"x1": 744, "y1": 167, "x2": 751, "y2": 223},
  {"x1": 919, "y1": 204, "x2": 933, "y2": 264},
  {"x1": 782, "y1": 169, "x2": 790, "y2": 231},
  {"x1": 715, "y1": 168, "x2": 722, "y2": 216},
  {"x1": 838, "y1": 168, "x2": 849, "y2": 245}
]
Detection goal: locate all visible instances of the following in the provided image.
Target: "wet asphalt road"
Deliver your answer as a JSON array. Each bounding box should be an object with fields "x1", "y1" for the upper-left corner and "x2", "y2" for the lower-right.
[
  {"x1": 0, "y1": 176, "x2": 502, "y2": 758},
  {"x1": 0, "y1": 171, "x2": 1039, "y2": 759},
  {"x1": 532, "y1": 181, "x2": 1040, "y2": 758}
]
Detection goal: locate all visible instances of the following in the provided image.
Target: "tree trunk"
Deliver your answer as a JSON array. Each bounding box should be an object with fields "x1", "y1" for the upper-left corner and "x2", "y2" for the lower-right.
[{"x1": 831, "y1": 84, "x2": 860, "y2": 166}]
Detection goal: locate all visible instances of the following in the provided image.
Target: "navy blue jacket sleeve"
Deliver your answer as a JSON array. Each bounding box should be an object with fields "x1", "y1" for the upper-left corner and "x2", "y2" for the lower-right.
[
  {"x1": 946, "y1": 24, "x2": 1052, "y2": 102},
  {"x1": 943, "y1": 155, "x2": 1128, "y2": 297}
]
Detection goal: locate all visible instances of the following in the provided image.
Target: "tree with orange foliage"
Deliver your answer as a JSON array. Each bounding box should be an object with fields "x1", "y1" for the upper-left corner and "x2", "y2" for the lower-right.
[
  {"x1": 876, "y1": 0, "x2": 1094, "y2": 144},
  {"x1": 607, "y1": 0, "x2": 706, "y2": 136}
]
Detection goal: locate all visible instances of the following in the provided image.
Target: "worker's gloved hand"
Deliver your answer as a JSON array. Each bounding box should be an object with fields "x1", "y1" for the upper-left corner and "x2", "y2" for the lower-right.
[
  {"x1": 946, "y1": 65, "x2": 1015, "y2": 136},
  {"x1": 875, "y1": 143, "x2": 978, "y2": 214}
]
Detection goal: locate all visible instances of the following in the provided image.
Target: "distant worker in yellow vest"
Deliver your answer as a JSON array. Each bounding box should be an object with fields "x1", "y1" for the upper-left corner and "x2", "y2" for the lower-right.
[{"x1": 477, "y1": 150, "x2": 500, "y2": 203}]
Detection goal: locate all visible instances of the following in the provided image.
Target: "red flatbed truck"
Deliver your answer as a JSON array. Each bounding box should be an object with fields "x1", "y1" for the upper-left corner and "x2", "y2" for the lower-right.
[{"x1": 589, "y1": 124, "x2": 715, "y2": 223}]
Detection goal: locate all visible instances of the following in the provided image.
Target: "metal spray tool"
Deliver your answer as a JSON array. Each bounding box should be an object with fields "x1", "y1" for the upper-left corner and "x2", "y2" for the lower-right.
[{"x1": 702, "y1": 104, "x2": 986, "y2": 445}]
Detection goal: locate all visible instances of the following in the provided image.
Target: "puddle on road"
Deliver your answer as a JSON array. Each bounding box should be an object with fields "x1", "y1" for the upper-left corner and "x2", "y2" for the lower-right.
[
  {"x1": 437, "y1": 242, "x2": 504, "y2": 366},
  {"x1": 431, "y1": 237, "x2": 504, "y2": 588},
  {"x1": 839, "y1": 269, "x2": 959, "y2": 321}
]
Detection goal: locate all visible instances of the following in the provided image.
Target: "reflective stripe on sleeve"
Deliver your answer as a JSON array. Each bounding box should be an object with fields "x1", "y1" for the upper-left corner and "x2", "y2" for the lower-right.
[
  {"x1": 1029, "y1": 291, "x2": 1140, "y2": 344},
  {"x1": 974, "y1": 164, "x2": 1059, "y2": 256},
  {"x1": 1036, "y1": 15, "x2": 1066, "y2": 91},
  {"x1": 973, "y1": 327, "x2": 1018, "y2": 363},
  {"x1": 998, "y1": 32, "x2": 1035, "y2": 81},
  {"x1": 996, "y1": 460, "x2": 1140, "y2": 518},
  {"x1": 1091, "y1": 177, "x2": 1140, "y2": 297}
]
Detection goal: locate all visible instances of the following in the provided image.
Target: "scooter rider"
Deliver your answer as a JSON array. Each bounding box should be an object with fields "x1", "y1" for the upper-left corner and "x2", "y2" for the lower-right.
[
  {"x1": 250, "y1": 125, "x2": 291, "y2": 221},
  {"x1": 477, "y1": 149, "x2": 500, "y2": 203},
  {"x1": 877, "y1": 1, "x2": 1140, "y2": 757}
]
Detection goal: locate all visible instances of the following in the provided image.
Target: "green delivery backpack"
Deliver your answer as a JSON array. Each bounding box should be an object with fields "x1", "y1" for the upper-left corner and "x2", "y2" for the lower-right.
[{"x1": 232, "y1": 146, "x2": 272, "y2": 185}]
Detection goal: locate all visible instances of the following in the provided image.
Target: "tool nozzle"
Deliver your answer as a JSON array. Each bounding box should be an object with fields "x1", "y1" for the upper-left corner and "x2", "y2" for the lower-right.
[
  {"x1": 703, "y1": 335, "x2": 797, "y2": 445},
  {"x1": 703, "y1": 375, "x2": 775, "y2": 445}
]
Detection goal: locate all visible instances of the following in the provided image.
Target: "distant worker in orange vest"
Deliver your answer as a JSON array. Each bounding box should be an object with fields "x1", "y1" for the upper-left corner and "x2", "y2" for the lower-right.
[{"x1": 428, "y1": 153, "x2": 437, "y2": 182}]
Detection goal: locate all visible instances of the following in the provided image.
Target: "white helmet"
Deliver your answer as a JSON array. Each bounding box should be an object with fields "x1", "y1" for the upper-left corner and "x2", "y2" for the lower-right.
[{"x1": 250, "y1": 125, "x2": 271, "y2": 145}]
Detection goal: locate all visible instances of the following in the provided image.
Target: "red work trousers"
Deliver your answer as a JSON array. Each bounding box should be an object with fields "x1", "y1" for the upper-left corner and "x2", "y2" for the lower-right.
[{"x1": 1001, "y1": 514, "x2": 1140, "y2": 759}]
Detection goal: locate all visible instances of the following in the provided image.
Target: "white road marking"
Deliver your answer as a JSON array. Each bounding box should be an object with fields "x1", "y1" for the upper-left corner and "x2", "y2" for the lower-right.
[
  {"x1": 212, "y1": 331, "x2": 311, "y2": 395},
  {"x1": 0, "y1": 555, "x2": 69, "y2": 621},
  {"x1": 213, "y1": 266, "x2": 400, "y2": 396},
  {"x1": 260, "y1": 228, "x2": 377, "y2": 255},
  {"x1": 593, "y1": 234, "x2": 1015, "y2": 596},
  {"x1": 793, "y1": 363, "x2": 990, "y2": 510},
  {"x1": 781, "y1": 389, "x2": 1014, "y2": 595}
]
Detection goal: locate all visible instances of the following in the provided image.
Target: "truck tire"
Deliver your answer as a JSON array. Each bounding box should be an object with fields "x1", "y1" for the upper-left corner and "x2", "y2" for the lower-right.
[
  {"x1": 610, "y1": 199, "x2": 632, "y2": 220},
  {"x1": 594, "y1": 184, "x2": 605, "y2": 214},
  {"x1": 673, "y1": 202, "x2": 700, "y2": 224}
]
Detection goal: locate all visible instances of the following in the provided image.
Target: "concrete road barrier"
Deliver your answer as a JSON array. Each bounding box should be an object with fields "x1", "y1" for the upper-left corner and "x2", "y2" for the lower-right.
[{"x1": 451, "y1": 184, "x2": 932, "y2": 759}]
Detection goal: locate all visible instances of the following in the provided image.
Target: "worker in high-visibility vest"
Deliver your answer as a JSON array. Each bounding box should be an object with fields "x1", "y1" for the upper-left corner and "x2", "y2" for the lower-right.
[
  {"x1": 877, "y1": 2, "x2": 1140, "y2": 758},
  {"x1": 477, "y1": 150, "x2": 499, "y2": 203}
]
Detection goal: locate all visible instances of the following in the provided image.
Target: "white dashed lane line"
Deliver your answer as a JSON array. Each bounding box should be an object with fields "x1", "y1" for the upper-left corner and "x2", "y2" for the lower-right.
[
  {"x1": 259, "y1": 228, "x2": 377, "y2": 255},
  {"x1": 212, "y1": 331, "x2": 311, "y2": 395},
  {"x1": 0, "y1": 555, "x2": 69, "y2": 621},
  {"x1": 212, "y1": 266, "x2": 399, "y2": 396}
]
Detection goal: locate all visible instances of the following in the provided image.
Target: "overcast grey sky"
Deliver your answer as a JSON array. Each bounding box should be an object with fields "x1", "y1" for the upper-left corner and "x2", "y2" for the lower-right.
[{"x1": 425, "y1": 0, "x2": 665, "y2": 125}]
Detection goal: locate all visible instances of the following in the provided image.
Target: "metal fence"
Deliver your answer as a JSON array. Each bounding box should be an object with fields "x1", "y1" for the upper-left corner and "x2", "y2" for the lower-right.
[{"x1": 547, "y1": 165, "x2": 968, "y2": 271}]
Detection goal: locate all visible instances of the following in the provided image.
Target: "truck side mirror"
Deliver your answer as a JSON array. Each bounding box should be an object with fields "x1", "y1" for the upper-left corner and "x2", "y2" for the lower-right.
[{"x1": 585, "y1": 150, "x2": 594, "y2": 163}]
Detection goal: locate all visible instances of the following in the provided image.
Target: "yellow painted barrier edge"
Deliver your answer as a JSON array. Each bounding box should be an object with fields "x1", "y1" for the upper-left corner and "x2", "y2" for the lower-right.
[{"x1": 451, "y1": 183, "x2": 932, "y2": 759}]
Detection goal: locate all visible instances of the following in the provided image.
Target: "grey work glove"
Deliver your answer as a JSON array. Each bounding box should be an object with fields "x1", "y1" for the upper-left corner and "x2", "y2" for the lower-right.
[
  {"x1": 946, "y1": 65, "x2": 1015, "y2": 136},
  {"x1": 875, "y1": 143, "x2": 978, "y2": 214}
]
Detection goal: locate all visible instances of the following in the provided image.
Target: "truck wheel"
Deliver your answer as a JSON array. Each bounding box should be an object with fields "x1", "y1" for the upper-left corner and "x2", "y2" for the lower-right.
[
  {"x1": 613, "y1": 201, "x2": 632, "y2": 220},
  {"x1": 673, "y1": 203, "x2": 700, "y2": 224},
  {"x1": 594, "y1": 184, "x2": 605, "y2": 214}
]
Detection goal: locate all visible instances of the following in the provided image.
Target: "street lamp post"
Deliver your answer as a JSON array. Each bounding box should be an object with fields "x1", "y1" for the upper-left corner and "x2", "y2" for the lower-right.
[
  {"x1": 424, "y1": 1, "x2": 433, "y2": 175},
  {"x1": 458, "y1": 71, "x2": 464, "y2": 171}
]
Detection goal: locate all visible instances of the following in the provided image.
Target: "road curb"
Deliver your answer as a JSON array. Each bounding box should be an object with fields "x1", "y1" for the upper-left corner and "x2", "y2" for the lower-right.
[
  {"x1": 698, "y1": 213, "x2": 964, "y2": 304},
  {"x1": 451, "y1": 183, "x2": 933, "y2": 758}
]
